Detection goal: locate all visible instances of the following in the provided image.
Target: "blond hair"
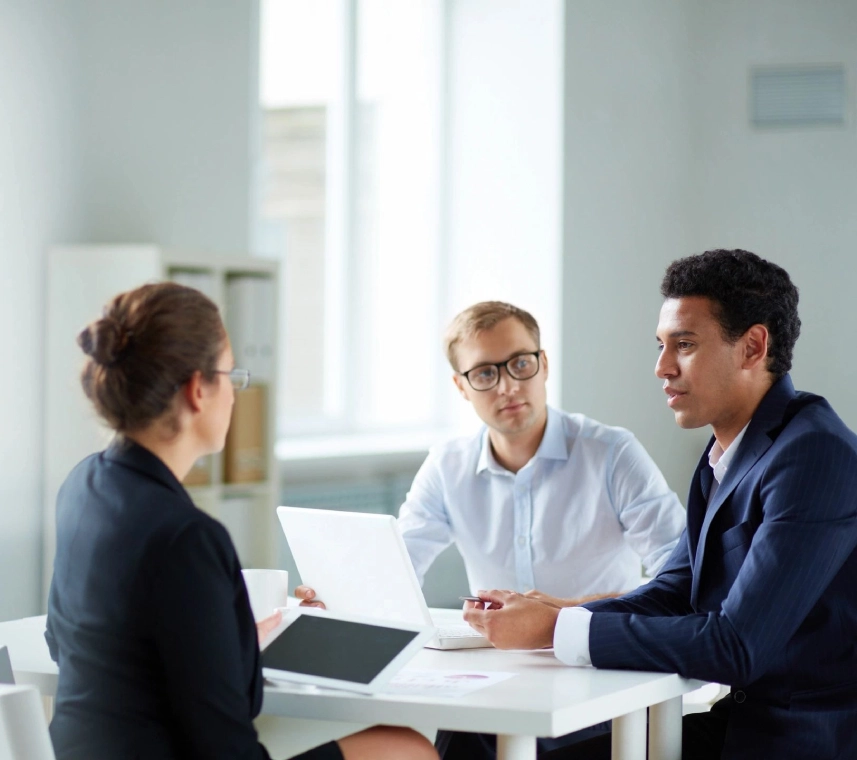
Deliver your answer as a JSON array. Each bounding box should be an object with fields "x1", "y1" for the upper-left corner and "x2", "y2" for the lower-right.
[{"x1": 444, "y1": 301, "x2": 540, "y2": 371}]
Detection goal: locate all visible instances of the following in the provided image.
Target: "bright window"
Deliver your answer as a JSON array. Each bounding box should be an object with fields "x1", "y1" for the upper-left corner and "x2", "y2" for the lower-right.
[{"x1": 258, "y1": 0, "x2": 444, "y2": 437}]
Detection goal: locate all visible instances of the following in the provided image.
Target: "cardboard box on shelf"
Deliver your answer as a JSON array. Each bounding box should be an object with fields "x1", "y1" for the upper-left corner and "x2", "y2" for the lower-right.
[
  {"x1": 225, "y1": 384, "x2": 267, "y2": 483},
  {"x1": 183, "y1": 455, "x2": 212, "y2": 487}
]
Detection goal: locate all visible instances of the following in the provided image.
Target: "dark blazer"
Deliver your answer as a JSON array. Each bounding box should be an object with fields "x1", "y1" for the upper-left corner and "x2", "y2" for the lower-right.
[
  {"x1": 46, "y1": 439, "x2": 271, "y2": 760},
  {"x1": 585, "y1": 375, "x2": 857, "y2": 759}
]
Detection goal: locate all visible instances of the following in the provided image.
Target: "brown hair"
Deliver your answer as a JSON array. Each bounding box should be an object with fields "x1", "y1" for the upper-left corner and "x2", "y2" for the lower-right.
[
  {"x1": 78, "y1": 282, "x2": 226, "y2": 434},
  {"x1": 444, "y1": 301, "x2": 540, "y2": 371}
]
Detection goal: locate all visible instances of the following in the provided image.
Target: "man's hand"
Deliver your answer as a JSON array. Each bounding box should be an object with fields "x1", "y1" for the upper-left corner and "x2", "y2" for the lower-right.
[
  {"x1": 294, "y1": 585, "x2": 326, "y2": 609},
  {"x1": 463, "y1": 589, "x2": 560, "y2": 649},
  {"x1": 256, "y1": 609, "x2": 282, "y2": 647}
]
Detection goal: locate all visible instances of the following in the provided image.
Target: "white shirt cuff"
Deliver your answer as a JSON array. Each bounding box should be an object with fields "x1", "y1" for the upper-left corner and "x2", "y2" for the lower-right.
[{"x1": 553, "y1": 607, "x2": 593, "y2": 667}]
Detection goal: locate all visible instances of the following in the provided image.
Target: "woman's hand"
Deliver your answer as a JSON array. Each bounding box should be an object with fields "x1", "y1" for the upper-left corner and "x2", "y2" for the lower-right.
[
  {"x1": 256, "y1": 609, "x2": 283, "y2": 647},
  {"x1": 294, "y1": 585, "x2": 326, "y2": 609}
]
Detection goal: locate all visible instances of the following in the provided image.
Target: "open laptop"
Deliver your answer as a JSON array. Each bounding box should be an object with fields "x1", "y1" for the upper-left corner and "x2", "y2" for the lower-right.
[{"x1": 276, "y1": 507, "x2": 491, "y2": 650}]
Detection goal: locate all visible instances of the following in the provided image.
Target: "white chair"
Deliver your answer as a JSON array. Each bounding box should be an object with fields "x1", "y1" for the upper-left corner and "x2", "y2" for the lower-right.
[
  {"x1": 0, "y1": 684, "x2": 56, "y2": 760},
  {"x1": 0, "y1": 647, "x2": 13, "y2": 685}
]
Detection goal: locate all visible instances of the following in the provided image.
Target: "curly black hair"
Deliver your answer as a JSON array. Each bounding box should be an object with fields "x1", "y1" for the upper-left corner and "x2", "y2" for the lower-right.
[{"x1": 661, "y1": 249, "x2": 801, "y2": 379}]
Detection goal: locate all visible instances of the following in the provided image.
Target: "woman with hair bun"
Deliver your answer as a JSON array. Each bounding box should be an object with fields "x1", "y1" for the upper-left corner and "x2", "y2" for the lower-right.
[{"x1": 45, "y1": 282, "x2": 436, "y2": 760}]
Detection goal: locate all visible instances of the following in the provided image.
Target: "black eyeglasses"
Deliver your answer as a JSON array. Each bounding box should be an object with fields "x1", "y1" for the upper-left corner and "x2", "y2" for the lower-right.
[
  {"x1": 459, "y1": 351, "x2": 542, "y2": 391},
  {"x1": 215, "y1": 368, "x2": 251, "y2": 390}
]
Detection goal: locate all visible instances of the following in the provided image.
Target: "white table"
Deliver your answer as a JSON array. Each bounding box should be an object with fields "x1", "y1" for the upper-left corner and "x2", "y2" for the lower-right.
[{"x1": 0, "y1": 614, "x2": 703, "y2": 760}]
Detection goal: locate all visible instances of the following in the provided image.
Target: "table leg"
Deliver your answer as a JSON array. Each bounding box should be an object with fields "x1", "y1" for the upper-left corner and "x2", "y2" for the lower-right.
[
  {"x1": 612, "y1": 708, "x2": 646, "y2": 760},
  {"x1": 648, "y1": 696, "x2": 682, "y2": 760},
  {"x1": 41, "y1": 695, "x2": 54, "y2": 723},
  {"x1": 496, "y1": 734, "x2": 536, "y2": 760}
]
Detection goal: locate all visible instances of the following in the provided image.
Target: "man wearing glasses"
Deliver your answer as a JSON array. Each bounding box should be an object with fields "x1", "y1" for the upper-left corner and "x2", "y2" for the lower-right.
[{"x1": 397, "y1": 301, "x2": 685, "y2": 610}]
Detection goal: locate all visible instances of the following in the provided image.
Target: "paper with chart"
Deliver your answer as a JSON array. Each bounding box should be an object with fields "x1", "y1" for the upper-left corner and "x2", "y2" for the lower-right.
[{"x1": 383, "y1": 668, "x2": 515, "y2": 698}]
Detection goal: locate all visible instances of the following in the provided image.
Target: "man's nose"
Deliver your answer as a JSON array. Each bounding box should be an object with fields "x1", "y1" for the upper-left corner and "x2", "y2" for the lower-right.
[
  {"x1": 496, "y1": 366, "x2": 520, "y2": 393},
  {"x1": 655, "y1": 349, "x2": 676, "y2": 379}
]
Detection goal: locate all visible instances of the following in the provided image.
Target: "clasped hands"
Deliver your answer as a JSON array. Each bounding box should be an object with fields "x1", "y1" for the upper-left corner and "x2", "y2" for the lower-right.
[
  {"x1": 461, "y1": 589, "x2": 564, "y2": 650},
  {"x1": 291, "y1": 585, "x2": 573, "y2": 651}
]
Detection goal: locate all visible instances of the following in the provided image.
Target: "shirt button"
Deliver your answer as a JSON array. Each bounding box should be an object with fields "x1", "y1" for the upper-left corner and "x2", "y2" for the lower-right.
[
  {"x1": 733, "y1": 690, "x2": 746, "y2": 704},
  {"x1": 517, "y1": 536, "x2": 526, "y2": 546}
]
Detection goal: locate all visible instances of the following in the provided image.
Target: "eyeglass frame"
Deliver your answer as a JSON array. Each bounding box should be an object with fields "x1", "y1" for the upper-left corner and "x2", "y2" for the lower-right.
[
  {"x1": 458, "y1": 350, "x2": 543, "y2": 391},
  {"x1": 214, "y1": 368, "x2": 251, "y2": 390}
]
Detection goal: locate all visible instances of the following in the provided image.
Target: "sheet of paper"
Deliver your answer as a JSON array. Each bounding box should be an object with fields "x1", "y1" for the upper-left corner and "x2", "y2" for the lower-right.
[{"x1": 383, "y1": 668, "x2": 515, "y2": 698}]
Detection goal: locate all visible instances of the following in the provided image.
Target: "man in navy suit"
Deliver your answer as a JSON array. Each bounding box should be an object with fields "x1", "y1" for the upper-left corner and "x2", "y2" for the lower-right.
[{"x1": 459, "y1": 249, "x2": 857, "y2": 760}]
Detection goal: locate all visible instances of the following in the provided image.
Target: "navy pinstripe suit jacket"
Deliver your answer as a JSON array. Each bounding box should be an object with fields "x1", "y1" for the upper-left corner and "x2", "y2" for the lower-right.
[{"x1": 585, "y1": 375, "x2": 857, "y2": 759}]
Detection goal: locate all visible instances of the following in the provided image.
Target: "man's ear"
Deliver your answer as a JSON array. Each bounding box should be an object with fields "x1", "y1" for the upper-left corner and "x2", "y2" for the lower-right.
[
  {"x1": 742, "y1": 324, "x2": 769, "y2": 370},
  {"x1": 541, "y1": 350, "x2": 549, "y2": 382},
  {"x1": 452, "y1": 373, "x2": 470, "y2": 401},
  {"x1": 182, "y1": 371, "x2": 206, "y2": 413}
]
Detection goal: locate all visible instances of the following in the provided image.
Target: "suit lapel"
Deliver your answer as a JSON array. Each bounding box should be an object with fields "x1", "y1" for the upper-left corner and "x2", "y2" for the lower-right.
[
  {"x1": 689, "y1": 375, "x2": 797, "y2": 606},
  {"x1": 686, "y1": 447, "x2": 713, "y2": 567}
]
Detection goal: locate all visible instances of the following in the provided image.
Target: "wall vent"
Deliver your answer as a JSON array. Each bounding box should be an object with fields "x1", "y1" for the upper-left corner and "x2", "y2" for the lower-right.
[{"x1": 750, "y1": 65, "x2": 846, "y2": 127}]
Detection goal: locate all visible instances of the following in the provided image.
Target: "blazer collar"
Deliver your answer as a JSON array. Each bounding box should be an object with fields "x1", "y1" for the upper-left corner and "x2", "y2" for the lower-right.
[
  {"x1": 713, "y1": 374, "x2": 796, "y2": 495},
  {"x1": 104, "y1": 437, "x2": 193, "y2": 503},
  {"x1": 690, "y1": 375, "x2": 796, "y2": 604}
]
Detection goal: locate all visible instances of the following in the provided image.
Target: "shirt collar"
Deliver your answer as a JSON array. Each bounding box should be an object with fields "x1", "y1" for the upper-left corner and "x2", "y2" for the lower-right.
[
  {"x1": 476, "y1": 406, "x2": 568, "y2": 474},
  {"x1": 708, "y1": 422, "x2": 750, "y2": 484}
]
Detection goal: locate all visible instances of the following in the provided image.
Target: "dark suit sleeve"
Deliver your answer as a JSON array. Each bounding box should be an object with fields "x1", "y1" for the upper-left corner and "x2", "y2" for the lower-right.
[
  {"x1": 150, "y1": 520, "x2": 271, "y2": 760},
  {"x1": 587, "y1": 431, "x2": 857, "y2": 685}
]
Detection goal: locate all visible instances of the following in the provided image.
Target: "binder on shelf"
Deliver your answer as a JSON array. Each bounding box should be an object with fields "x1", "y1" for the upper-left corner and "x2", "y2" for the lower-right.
[
  {"x1": 224, "y1": 384, "x2": 267, "y2": 484},
  {"x1": 226, "y1": 275, "x2": 275, "y2": 384},
  {"x1": 254, "y1": 276, "x2": 276, "y2": 383}
]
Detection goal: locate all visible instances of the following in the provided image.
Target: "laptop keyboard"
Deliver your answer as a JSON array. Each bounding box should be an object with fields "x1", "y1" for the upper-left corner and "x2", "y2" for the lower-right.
[{"x1": 436, "y1": 625, "x2": 484, "y2": 639}]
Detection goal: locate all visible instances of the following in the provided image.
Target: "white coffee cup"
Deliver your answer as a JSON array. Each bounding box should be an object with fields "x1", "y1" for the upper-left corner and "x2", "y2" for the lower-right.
[{"x1": 241, "y1": 569, "x2": 290, "y2": 622}]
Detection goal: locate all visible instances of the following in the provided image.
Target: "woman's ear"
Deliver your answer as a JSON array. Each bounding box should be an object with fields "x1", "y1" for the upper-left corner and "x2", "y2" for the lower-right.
[{"x1": 182, "y1": 371, "x2": 206, "y2": 413}]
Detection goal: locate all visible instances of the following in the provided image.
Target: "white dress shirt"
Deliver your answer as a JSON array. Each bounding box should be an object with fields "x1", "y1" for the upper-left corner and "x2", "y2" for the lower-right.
[
  {"x1": 398, "y1": 406, "x2": 685, "y2": 599},
  {"x1": 708, "y1": 423, "x2": 750, "y2": 485},
  {"x1": 553, "y1": 422, "x2": 751, "y2": 666}
]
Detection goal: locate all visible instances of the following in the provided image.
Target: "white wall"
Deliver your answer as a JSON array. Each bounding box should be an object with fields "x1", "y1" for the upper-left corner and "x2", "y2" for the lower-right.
[
  {"x1": 0, "y1": 0, "x2": 83, "y2": 620},
  {"x1": 445, "y1": 0, "x2": 564, "y2": 429},
  {"x1": 562, "y1": 0, "x2": 857, "y2": 503},
  {"x1": 75, "y1": 0, "x2": 257, "y2": 252},
  {"x1": 0, "y1": 0, "x2": 259, "y2": 619},
  {"x1": 690, "y1": 0, "x2": 857, "y2": 430},
  {"x1": 562, "y1": 0, "x2": 709, "y2": 501}
]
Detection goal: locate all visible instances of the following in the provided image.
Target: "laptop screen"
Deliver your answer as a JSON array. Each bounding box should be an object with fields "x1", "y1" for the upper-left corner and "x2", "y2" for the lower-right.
[
  {"x1": 276, "y1": 507, "x2": 431, "y2": 626},
  {"x1": 262, "y1": 615, "x2": 420, "y2": 685}
]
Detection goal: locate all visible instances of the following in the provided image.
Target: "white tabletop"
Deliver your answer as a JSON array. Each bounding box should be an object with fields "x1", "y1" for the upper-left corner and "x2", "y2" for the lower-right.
[
  {"x1": 264, "y1": 645, "x2": 696, "y2": 739},
  {"x1": 0, "y1": 616, "x2": 57, "y2": 696},
  {"x1": 0, "y1": 613, "x2": 704, "y2": 760}
]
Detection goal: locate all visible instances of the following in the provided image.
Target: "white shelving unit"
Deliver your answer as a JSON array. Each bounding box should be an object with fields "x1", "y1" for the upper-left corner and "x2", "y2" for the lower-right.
[{"x1": 44, "y1": 245, "x2": 279, "y2": 603}]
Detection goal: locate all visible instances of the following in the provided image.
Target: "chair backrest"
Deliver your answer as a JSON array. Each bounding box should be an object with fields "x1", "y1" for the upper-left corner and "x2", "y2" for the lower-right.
[
  {"x1": 0, "y1": 684, "x2": 56, "y2": 760},
  {"x1": 0, "y1": 647, "x2": 14, "y2": 684}
]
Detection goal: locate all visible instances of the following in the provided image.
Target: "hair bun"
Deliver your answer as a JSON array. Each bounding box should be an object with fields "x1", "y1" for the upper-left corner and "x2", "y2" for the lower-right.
[{"x1": 77, "y1": 317, "x2": 134, "y2": 367}]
